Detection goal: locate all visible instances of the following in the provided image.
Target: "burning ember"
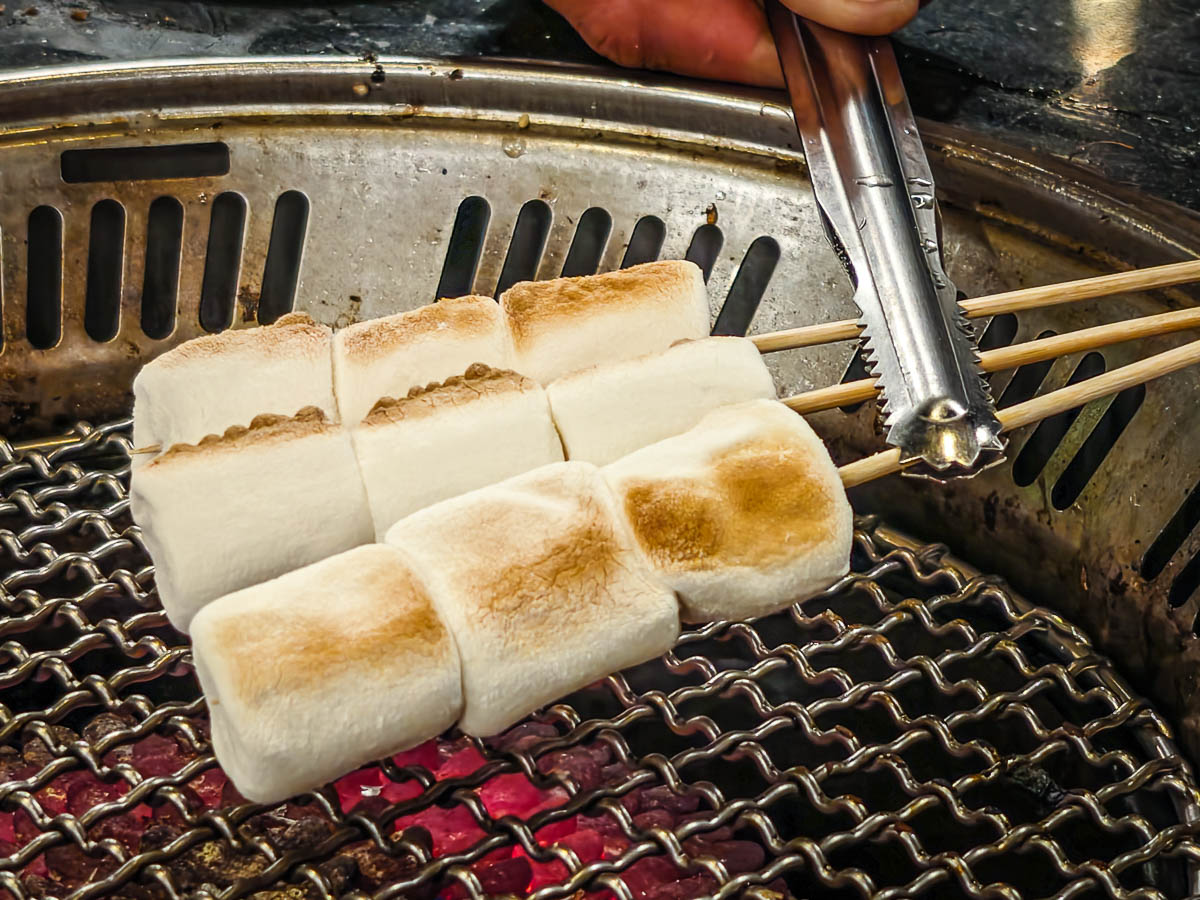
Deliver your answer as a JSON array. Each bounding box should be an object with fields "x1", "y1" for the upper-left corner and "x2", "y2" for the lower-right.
[{"x1": 1, "y1": 714, "x2": 771, "y2": 899}]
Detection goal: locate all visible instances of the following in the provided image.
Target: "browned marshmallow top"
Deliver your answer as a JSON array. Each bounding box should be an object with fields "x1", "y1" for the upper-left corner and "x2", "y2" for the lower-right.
[
  {"x1": 620, "y1": 434, "x2": 840, "y2": 572},
  {"x1": 338, "y1": 296, "x2": 501, "y2": 364},
  {"x1": 362, "y1": 364, "x2": 536, "y2": 426},
  {"x1": 152, "y1": 406, "x2": 333, "y2": 462},
  {"x1": 208, "y1": 554, "x2": 449, "y2": 708},
  {"x1": 152, "y1": 313, "x2": 330, "y2": 365},
  {"x1": 501, "y1": 261, "x2": 697, "y2": 347}
]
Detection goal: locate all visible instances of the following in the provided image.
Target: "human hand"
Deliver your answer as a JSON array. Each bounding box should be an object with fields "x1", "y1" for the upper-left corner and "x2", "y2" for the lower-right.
[{"x1": 543, "y1": 0, "x2": 920, "y2": 88}]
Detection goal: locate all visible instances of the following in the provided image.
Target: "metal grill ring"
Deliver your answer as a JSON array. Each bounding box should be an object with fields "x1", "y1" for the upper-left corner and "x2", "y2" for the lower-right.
[{"x1": 0, "y1": 423, "x2": 1198, "y2": 900}]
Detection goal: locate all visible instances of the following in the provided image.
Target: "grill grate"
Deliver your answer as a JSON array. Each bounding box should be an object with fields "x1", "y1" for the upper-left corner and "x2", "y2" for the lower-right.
[{"x1": 0, "y1": 424, "x2": 1198, "y2": 900}]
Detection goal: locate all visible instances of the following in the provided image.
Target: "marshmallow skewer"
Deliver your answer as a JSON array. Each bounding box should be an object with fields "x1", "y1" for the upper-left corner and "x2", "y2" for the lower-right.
[
  {"x1": 190, "y1": 544, "x2": 463, "y2": 803},
  {"x1": 129, "y1": 407, "x2": 373, "y2": 632},
  {"x1": 351, "y1": 364, "x2": 564, "y2": 539},
  {"x1": 751, "y1": 257, "x2": 1200, "y2": 353}
]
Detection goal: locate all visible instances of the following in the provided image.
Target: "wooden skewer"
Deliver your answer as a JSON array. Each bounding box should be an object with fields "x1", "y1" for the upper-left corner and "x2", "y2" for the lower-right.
[
  {"x1": 838, "y1": 336, "x2": 1200, "y2": 487},
  {"x1": 752, "y1": 258, "x2": 1200, "y2": 353},
  {"x1": 786, "y1": 305, "x2": 1200, "y2": 415}
]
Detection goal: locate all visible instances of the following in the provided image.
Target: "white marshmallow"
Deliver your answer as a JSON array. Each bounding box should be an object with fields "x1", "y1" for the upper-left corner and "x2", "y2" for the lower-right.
[
  {"x1": 603, "y1": 399, "x2": 853, "y2": 624},
  {"x1": 385, "y1": 462, "x2": 679, "y2": 737},
  {"x1": 129, "y1": 408, "x2": 373, "y2": 632},
  {"x1": 132, "y1": 313, "x2": 337, "y2": 453},
  {"x1": 351, "y1": 364, "x2": 565, "y2": 539},
  {"x1": 547, "y1": 337, "x2": 776, "y2": 465},
  {"x1": 501, "y1": 261, "x2": 710, "y2": 383},
  {"x1": 190, "y1": 544, "x2": 462, "y2": 803},
  {"x1": 332, "y1": 296, "x2": 514, "y2": 426}
]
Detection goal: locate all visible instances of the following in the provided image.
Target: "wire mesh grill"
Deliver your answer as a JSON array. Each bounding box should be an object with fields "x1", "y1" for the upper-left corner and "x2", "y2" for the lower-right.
[{"x1": 1, "y1": 421, "x2": 1199, "y2": 900}]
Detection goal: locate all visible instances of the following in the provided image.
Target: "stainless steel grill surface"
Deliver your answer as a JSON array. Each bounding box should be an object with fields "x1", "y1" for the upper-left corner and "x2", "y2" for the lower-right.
[{"x1": 1, "y1": 424, "x2": 1198, "y2": 899}]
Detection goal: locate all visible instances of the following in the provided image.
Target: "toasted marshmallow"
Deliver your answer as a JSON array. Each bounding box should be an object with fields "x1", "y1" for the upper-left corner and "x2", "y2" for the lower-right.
[
  {"x1": 385, "y1": 462, "x2": 679, "y2": 737},
  {"x1": 129, "y1": 408, "x2": 373, "y2": 632},
  {"x1": 501, "y1": 261, "x2": 710, "y2": 383},
  {"x1": 332, "y1": 296, "x2": 514, "y2": 426},
  {"x1": 351, "y1": 364, "x2": 565, "y2": 539},
  {"x1": 604, "y1": 400, "x2": 852, "y2": 624},
  {"x1": 132, "y1": 313, "x2": 336, "y2": 453},
  {"x1": 547, "y1": 337, "x2": 776, "y2": 465},
  {"x1": 191, "y1": 544, "x2": 462, "y2": 803}
]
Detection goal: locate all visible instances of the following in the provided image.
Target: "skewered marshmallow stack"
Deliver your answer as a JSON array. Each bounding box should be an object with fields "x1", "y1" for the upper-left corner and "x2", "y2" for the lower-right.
[{"x1": 188, "y1": 400, "x2": 853, "y2": 802}]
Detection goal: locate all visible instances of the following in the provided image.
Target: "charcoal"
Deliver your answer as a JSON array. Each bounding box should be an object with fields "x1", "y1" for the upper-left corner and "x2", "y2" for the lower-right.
[
  {"x1": 83, "y1": 712, "x2": 137, "y2": 746},
  {"x1": 342, "y1": 840, "x2": 421, "y2": 891},
  {"x1": 140, "y1": 821, "x2": 187, "y2": 851},
  {"x1": 634, "y1": 809, "x2": 675, "y2": 833},
  {"x1": 537, "y1": 748, "x2": 602, "y2": 791},
  {"x1": 685, "y1": 838, "x2": 764, "y2": 874},
  {"x1": 0, "y1": 745, "x2": 33, "y2": 782},
  {"x1": 490, "y1": 722, "x2": 559, "y2": 753},
  {"x1": 22, "y1": 726, "x2": 77, "y2": 768},
  {"x1": 45, "y1": 842, "x2": 117, "y2": 885},
  {"x1": 638, "y1": 787, "x2": 700, "y2": 814},
  {"x1": 275, "y1": 816, "x2": 331, "y2": 851}
]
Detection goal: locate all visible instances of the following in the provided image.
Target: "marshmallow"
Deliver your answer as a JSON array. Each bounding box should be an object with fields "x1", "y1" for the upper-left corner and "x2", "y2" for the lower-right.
[
  {"x1": 351, "y1": 364, "x2": 565, "y2": 539},
  {"x1": 132, "y1": 313, "x2": 336, "y2": 453},
  {"x1": 501, "y1": 261, "x2": 710, "y2": 383},
  {"x1": 547, "y1": 337, "x2": 777, "y2": 465},
  {"x1": 603, "y1": 399, "x2": 852, "y2": 624},
  {"x1": 190, "y1": 544, "x2": 462, "y2": 803},
  {"x1": 386, "y1": 462, "x2": 679, "y2": 737},
  {"x1": 333, "y1": 296, "x2": 514, "y2": 426},
  {"x1": 129, "y1": 408, "x2": 373, "y2": 632}
]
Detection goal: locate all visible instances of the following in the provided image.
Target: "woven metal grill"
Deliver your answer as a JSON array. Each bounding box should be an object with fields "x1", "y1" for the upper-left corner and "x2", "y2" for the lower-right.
[{"x1": 1, "y1": 422, "x2": 1199, "y2": 900}]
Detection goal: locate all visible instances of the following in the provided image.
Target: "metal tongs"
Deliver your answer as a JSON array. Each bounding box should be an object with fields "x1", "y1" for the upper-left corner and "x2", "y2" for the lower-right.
[{"x1": 766, "y1": 3, "x2": 1004, "y2": 479}]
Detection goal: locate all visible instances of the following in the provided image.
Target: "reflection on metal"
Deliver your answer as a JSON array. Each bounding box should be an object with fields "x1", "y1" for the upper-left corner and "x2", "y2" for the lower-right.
[{"x1": 766, "y1": 6, "x2": 1002, "y2": 477}]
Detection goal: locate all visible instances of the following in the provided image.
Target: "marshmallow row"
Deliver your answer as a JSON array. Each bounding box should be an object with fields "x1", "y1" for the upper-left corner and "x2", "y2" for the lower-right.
[
  {"x1": 190, "y1": 400, "x2": 853, "y2": 803},
  {"x1": 133, "y1": 335, "x2": 776, "y2": 632},
  {"x1": 132, "y1": 261, "x2": 709, "y2": 454}
]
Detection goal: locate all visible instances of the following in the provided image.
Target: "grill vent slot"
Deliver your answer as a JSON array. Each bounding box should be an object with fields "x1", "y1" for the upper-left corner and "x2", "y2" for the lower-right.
[
  {"x1": 621, "y1": 216, "x2": 666, "y2": 268},
  {"x1": 141, "y1": 196, "x2": 183, "y2": 340},
  {"x1": 1143, "y1": 487, "x2": 1200, "y2": 581},
  {"x1": 25, "y1": 205, "x2": 63, "y2": 350},
  {"x1": 1051, "y1": 384, "x2": 1145, "y2": 509},
  {"x1": 684, "y1": 224, "x2": 724, "y2": 283},
  {"x1": 560, "y1": 207, "x2": 612, "y2": 278},
  {"x1": 1169, "y1": 554, "x2": 1200, "y2": 613},
  {"x1": 978, "y1": 313, "x2": 1018, "y2": 352},
  {"x1": 258, "y1": 190, "x2": 309, "y2": 324},
  {"x1": 713, "y1": 236, "x2": 780, "y2": 337},
  {"x1": 494, "y1": 199, "x2": 552, "y2": 297},
  {"x1": 60, "y1": 141, "x2": 230, "y2": 184},
  {"x1": 199, "y1": 191, "x2": 248, "y2": 334},
  {"x1": 997, "y1": 330, "x2": 1057, "y2": 409},
  {"x1": 436, "y1": 195, "x2": 490, "y2": 300},
  {"x1": 84, "y1": 200, "x2": 125, "y2": 343},
  {"x1": 1012, "y1": 352, "x2": 1106, "y2": 487}
]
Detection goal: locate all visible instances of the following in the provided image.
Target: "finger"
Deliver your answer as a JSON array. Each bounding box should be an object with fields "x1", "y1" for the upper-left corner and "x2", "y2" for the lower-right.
[
  {"x1": 780, "y1": 0, "x2": 920, "y2": 35},
  {"x1": 544, "y1": 0, "x2": 784, "y2": 88}
]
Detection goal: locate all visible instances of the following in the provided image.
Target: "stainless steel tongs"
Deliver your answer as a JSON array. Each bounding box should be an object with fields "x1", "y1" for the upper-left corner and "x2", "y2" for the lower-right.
[{"x1": 765, "y1": 2, "x2": 1004, "y2": 478}]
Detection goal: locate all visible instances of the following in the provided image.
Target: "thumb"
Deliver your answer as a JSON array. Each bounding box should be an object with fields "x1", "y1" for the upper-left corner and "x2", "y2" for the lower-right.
[{"x1": 779, "y1": 0, "x2": 920, "y2": 35}]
